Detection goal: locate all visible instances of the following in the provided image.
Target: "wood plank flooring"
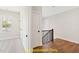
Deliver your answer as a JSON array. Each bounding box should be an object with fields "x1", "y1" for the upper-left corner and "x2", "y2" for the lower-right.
[{"x1": 33, "y1": 38, "x2": 79, "y2": 53}]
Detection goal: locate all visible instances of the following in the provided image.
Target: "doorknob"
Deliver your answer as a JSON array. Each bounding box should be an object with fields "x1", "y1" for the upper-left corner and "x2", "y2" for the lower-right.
[
  {"x1": 38, "y1": 30, "x2": 40, "y2": 32},
  {"x1": 26, "y1": 35, "x2": 28, "y2": 37}
]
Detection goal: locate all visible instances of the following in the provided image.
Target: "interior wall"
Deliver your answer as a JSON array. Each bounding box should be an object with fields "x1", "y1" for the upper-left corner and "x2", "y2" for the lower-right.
[
  {"x1": 43, "y1": 7, "x2": 79, "y2": 43},
  {"x1": 42, "y1": 6, "x2": 79, "y2": 17}
]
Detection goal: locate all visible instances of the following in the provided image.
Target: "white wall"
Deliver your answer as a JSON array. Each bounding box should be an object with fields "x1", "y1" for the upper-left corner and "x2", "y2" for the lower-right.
[
  {"x1": 42, "y1": 6, "x2": 79, "y2": 17},
  {"x1": 0, "y1": 6, "x2": 21, "y2": 12},
  {"x1": 43, "y1": 7, "x2": 79, "y2": 43}
]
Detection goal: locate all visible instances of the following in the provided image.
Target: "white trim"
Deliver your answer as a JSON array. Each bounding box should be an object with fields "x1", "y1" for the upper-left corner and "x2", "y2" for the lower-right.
[{"x1": 55, "y1": 37, "x2": 79, "y2": 44}]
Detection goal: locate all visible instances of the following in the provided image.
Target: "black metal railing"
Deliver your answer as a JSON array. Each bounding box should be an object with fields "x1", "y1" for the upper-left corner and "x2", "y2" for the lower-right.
[{"x1": 42, "y1": 29, "x2": 53, "y2": 44}]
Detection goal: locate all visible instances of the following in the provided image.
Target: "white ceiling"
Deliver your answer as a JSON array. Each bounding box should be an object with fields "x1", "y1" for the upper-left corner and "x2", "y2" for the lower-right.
[{"x1": 42, "y1": 6, "x2": 79, "y2": 17}]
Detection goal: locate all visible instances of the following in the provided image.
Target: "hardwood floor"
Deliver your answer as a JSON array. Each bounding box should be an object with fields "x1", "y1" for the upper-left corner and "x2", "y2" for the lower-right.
[{"x1": 33, "y1": 38, "x2": 79, "y2": 53}]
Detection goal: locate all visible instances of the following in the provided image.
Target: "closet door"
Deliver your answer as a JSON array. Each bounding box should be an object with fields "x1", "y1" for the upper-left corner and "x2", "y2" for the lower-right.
[{"x1": 31, "y1": 6, "x2": 42, "y2": 48}]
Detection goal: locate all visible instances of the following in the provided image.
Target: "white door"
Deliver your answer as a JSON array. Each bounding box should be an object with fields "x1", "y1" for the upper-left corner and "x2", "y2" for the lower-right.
[
  {"x1": 31, "y1": 6, "x2": 42, "y2": 48},
  {"x1": 20, "y1": 7, "x2": 32, "y2": 53}
]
